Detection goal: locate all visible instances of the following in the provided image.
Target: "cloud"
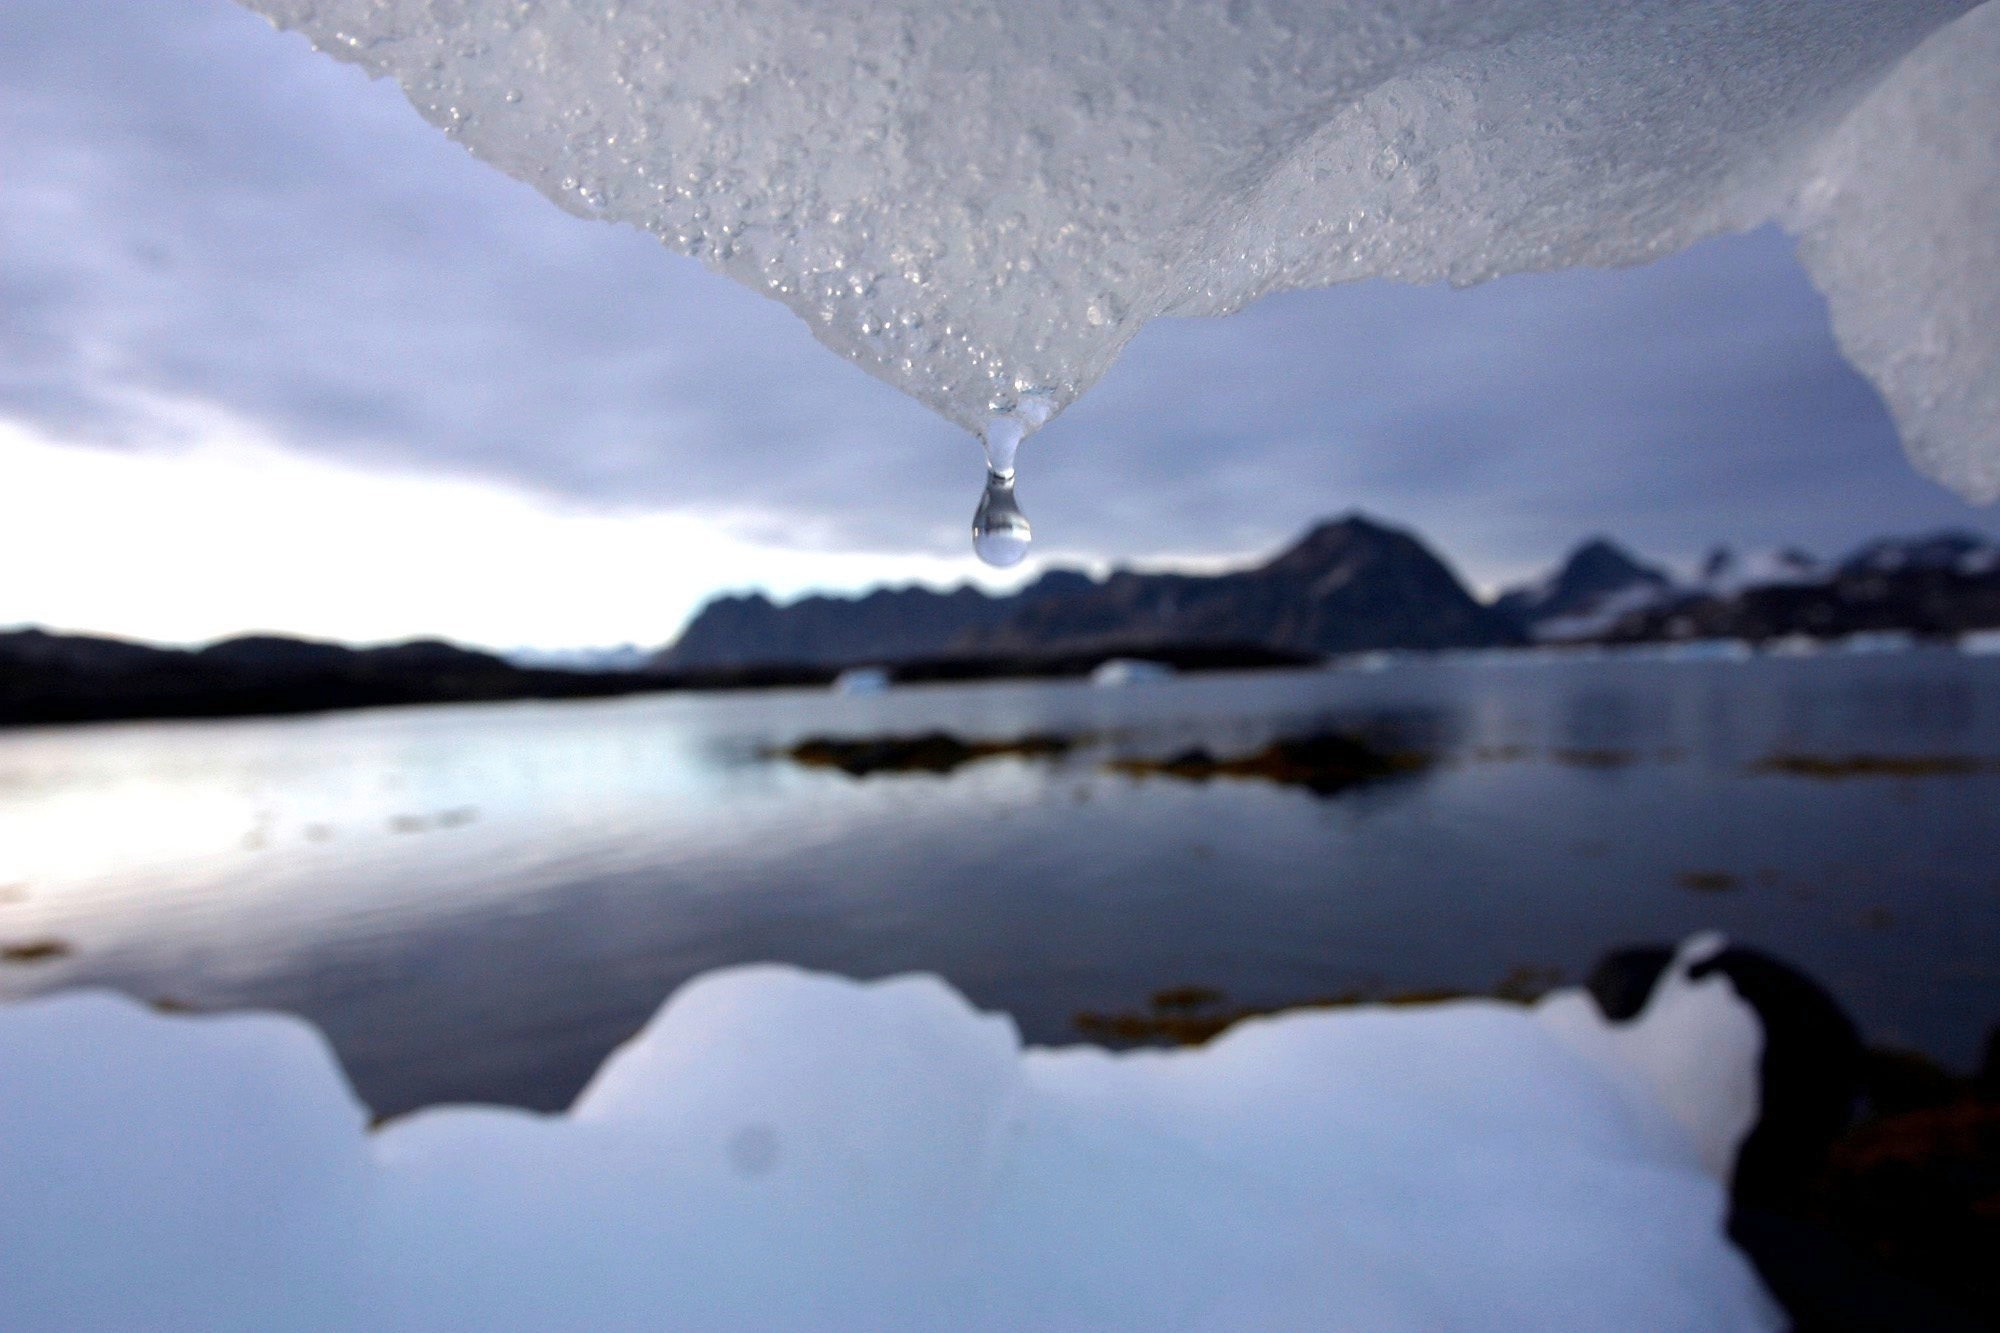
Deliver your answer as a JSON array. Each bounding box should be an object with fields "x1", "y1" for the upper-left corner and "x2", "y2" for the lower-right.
[
  {"x1": 0, "y1": 417, "x2": 983, "y2": 649},
  {"x1": 3, "y1": 0, "x2": 1995, "y2": 610}
]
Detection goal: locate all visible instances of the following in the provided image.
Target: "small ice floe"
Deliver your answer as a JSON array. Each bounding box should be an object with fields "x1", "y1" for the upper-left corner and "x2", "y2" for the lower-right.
[
  {"x1": 1089, "y1": 658, "x2": 1174, "y2": 687},
  {"x1": 1957, "y1": 628, "x2": 2000, "y2": 656},
  {"x1": 831, "y1": 666, "x2": 892, "y2": 695},
  {"x1": 0, "y1": 934, "x2": 1808, "y2": 1331}
]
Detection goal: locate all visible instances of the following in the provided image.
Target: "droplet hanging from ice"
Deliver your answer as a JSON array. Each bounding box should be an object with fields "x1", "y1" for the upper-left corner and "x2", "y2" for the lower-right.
[
  {"x1": 971, "y1": 471, "x2": 1030, "y2": 567},
  {"x1": 245, "y1": 1, "x2": 1996, "y2": 503},
  {"x1": 970, "y1": 393, "x2": 1054, "y2": 568}
]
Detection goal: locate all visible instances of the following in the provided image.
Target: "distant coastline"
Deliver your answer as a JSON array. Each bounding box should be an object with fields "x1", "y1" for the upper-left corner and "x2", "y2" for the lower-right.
[
  {"x1": 0, "y1": 629, "x2": 1319, "y2": 730},
  {"x1": 7, "y1": 515, "x2": 1999, "y2": 728}
]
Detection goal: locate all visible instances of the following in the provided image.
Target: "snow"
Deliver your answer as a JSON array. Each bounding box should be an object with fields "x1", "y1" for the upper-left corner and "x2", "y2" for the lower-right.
[
  {"x1": 1, "y1": 940, "x2": 1780, "y2": 1330},
  {"x1": 1838, "y1": 530, "x2": 2000, "y2": 576},
  {"x1": 1697, "y1": 548, "x2": 1829, "y2": 598},
  {"x1": 1538, "y1": 934, "x2": 1761, "y2": 1181},
  {"x1": 239, "y1": 0, "x2": 1996, "y2": 496},
  {"x1": 1530, "y1": 582, "x2": 1675, "y2": 643},
  {"x1": 503, "y1": 644, "x2": 653, "y2": 672}
]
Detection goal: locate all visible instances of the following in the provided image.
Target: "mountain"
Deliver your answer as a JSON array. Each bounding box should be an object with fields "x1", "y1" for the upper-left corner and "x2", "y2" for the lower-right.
[
  {"x1": 1599, "y1": 531, "x2": 2000, "y2": 644},
  {"x1": 963, "y1": 515, "x2": 1518, "y2": 657},
  {"x1": 660, "y1": 571, "x2": 1098, "y2": 670},
  {"x1": 1838, "y1": 530, "x2": 2000, "y2": 578},
  {"x1": 15, "y1": 523, "x2": 1998, "y2": 730},
  {"x1": 660, "y1": 514, "x2": 1521, "y2": 670},
  {"x1": 1493, "y1": 538, "x2": 1675, "y2": 641},
  {"x1": 1694, "y1": 546, "x2": 1826, "y2": 596},
  {"x1": 0, "y1": 629, "x2": 675, "y2": 728}
]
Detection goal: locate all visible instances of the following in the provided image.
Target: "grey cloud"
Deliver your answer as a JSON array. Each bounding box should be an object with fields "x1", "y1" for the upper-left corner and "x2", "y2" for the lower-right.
[{"x1": 2, "y1": 0, "x2": 1995, "y2": 592}]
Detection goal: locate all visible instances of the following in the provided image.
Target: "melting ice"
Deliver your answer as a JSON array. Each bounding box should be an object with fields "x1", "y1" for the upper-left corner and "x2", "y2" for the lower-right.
[
  {"x1": 969, "y1": 392, "x2": 1051, "y2": 567},
  {"x1": 242, "y1": 0, "x2": 1999, "y2": 516},
  {"x1": 0, "y1": 941, "x2": 1780, "y2": 1330}
]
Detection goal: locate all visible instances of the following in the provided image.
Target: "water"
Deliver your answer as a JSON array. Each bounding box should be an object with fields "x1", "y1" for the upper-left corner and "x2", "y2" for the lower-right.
[
  {"x1": 971, "y1": 471, "x2": 1031, "y2": 567},
  {"x1": 970, "y1": 394, "x2": 1050, "y2": 566},
  {"x1": 2, "y1": 649, "x2": 1997, "y2": 1117}
]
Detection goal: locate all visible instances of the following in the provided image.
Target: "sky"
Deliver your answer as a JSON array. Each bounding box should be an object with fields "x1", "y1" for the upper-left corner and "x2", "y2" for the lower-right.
[{"x1": 3, "y1": 0, "x2": 1996, "y2": 651}]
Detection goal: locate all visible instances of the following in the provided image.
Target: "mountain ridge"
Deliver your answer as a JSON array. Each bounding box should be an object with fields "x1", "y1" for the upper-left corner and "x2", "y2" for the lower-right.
[
  {"x1": 9, "y1": 522, "x2": 2000, "y2": 728},
  {"x1": 660, "y1": 513, "x2": 1522, "y2": 670}
]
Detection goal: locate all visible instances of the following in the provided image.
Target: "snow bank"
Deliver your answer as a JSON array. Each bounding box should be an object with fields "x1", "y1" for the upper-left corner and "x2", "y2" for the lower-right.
[
  {"x1": 240, "y1": 0, "x2": 1995, "y2": 495},
  {"x1": 1, "y1": 941, "x2": 1779, "y2": 1330}
]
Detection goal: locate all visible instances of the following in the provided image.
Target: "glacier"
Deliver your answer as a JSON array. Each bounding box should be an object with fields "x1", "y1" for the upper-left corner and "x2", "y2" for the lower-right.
[
  {"x1": 237, "y1": 0, "x2": 1999, "y2": 500},
  {"x1": 0, "y1": 937, "x2": 1778, "y2": 1330}
]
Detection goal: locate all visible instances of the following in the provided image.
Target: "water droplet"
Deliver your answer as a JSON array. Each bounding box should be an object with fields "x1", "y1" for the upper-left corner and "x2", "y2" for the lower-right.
[
  {"x1": 972, "y1": 470, "x2": 1030, "y2": 567},
  {"x1": 968, "y1": 392, "x2": 1058, "y2": 566}
]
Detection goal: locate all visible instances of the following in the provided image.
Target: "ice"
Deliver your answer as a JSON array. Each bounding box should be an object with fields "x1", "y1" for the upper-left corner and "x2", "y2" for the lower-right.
[
  {"x1": 1788, "y1": 1, "x2": 2000, "y2": 503},
  {"x1": 1, "y1": 942, "x2": 1780, "y2": 1329},
  {"x1": 0, "y1": 994, "x2": 370, "y2": 1330},
  {"x1": 238, "y1": 0, "x2": 1996, "y2": 498},
  {"x1": 1538, "y1": 934, "x2": 1762, "y2": 1181}
]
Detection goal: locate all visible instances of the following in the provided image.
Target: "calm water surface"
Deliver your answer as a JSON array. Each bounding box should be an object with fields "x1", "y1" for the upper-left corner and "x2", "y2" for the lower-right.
[{"x1": 2, "y1": 650, "x2": 1997, "y2": 1116}]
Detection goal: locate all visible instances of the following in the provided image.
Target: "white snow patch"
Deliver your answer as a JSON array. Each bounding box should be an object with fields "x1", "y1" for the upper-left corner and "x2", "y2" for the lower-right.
[
  {"x1": 1, "y1": 949, "x2": 1780, "y2": 1330},
  {"x1": 240, "y1": 0, "x2": 1995, "y2": 495},
  {"x1": 1536, "y1": 933, "x2": 1762, "y2": 1182},
  {"x1": 1696, "y1": 548, "x2": 1830, "y2": 598},
  {"x1": 1531, "y1": 582, "x2": 1676, "y2": 643}
]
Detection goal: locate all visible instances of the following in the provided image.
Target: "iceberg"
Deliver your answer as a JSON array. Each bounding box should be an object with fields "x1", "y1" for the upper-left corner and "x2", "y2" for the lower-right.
[
  {"x1": 0, "y1": 938, "x2": 1780, "y2": 1330},
  {"x1": 831, "y1": 665, "x2": 893, "y2": 694},
  {"x1": 240, "y1": 0, "x2": 1998, "y2": 500},
  {"x1": 1089, "y1": 657, "x2": 1175, "y2": 687}
]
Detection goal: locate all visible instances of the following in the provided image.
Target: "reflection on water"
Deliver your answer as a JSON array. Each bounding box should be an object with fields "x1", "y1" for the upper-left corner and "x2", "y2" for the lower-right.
[{"x1": 2, "y1": 650, "x2": 1998, "y2": 1117}]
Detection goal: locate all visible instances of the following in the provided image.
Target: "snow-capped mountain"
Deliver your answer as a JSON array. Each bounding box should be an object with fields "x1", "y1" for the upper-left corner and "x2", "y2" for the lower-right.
[
  {"x1": 1493, "y1": 539, "x2": 1677, "y2": 642},
  {"x1": 1837, "y1": 531, "x2": 2000, "y2": 578},
  {"x1": 1693, "y1": 547, "x2": 1826, "y2": 597}
]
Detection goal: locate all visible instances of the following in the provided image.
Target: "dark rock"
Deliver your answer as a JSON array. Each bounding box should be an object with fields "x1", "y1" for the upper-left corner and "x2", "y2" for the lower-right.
[
  {"x1": 1727, "y1": 1206, "x2": 1985, "y2": 1333},
  {"x1": 1585, "y1": 940, "x2": 1998, "y2": 1330},
  {"x1": 0, "y1": 938, "x2": 72, "y2": 964},
  {"x1": 1811, "y1": 1099, "x2": 2000, "y2": 1329},
  {"x1": 782, "y1": 732, "x2": 1071, "y2": 777},
  {"x1": 1687, "y1": 946, "x2": 1864, "y2": 1210},
  {"x1": 1584, "y1": 945, "x2": 1675, "y2": 1022},
  {"x1": 1106, "y1": 730, "x2": 1425, "y2": 797}
]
